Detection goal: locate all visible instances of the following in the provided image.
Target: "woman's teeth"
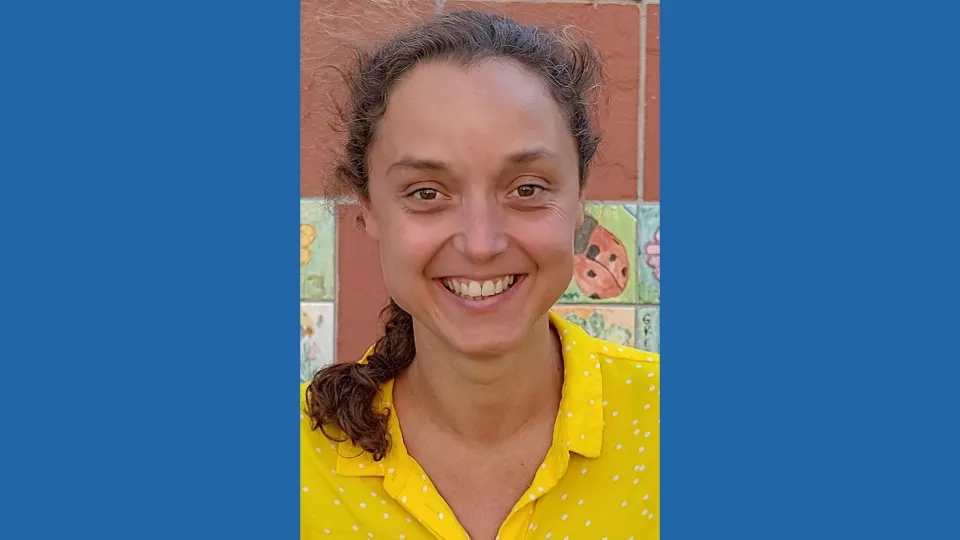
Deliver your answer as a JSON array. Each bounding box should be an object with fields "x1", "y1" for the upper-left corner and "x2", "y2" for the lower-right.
[{"x1": 443, "y1": 275, "x2": 517, "y2": 299}]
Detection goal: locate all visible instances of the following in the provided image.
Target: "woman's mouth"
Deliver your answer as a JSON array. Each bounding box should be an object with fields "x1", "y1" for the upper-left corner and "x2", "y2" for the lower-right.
[{"x1": 440, "y1": 275, "x2": 521, "y2": 300}]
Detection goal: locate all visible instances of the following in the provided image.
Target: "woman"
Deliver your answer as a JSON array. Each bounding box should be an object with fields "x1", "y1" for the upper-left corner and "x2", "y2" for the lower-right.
[{"x1": 301, "y1": 10, "x2": 660, "y2": 540}]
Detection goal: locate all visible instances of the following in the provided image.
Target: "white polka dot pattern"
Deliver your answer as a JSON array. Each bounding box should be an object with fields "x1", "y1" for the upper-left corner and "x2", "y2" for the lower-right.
[{"x1": 301, "y1": 312, "x2": 660, "y2": 539}]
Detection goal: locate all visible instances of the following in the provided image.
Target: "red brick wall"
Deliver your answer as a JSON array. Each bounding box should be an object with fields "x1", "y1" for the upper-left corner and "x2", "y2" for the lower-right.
[{"x1": 299, "y1": 0, "x2": 660, "y2": 369}]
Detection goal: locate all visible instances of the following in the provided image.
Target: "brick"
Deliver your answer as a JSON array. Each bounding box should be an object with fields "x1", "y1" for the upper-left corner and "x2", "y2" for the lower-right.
[
  {"x1": 643, "y1": 4, "x2": 660, "y2": 201},
  {"x1": 445, "y1": 1, "x2": 641, "y2": 200},
  {"x1": 336, "y1": 204, "x2": 390, "y2": 363},
  {"x1": 300, "y1": 0, "x2": 435, "y2": 197}
]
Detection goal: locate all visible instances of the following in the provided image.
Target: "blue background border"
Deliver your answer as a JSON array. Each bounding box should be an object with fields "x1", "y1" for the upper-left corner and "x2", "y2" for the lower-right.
[
  {"x1": 669, "y1": 1, "x2": 960, "y2": 538},
  {"x1": 2, "y1": 1, "x2": 298, "y2": 537}
]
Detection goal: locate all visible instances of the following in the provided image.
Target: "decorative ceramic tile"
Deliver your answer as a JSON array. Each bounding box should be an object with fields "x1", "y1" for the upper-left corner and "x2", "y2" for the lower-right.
[
  {"x1": 552, "y1": 305, "x2": 637, "y2": 347},
  {"x1": 637, "y1": 204, "x2": 660, "y2": 304},
  {"x1": 300, "y1": 199, "x2": 336, "y2": 301},
  {"x1": 559, "y1": 203, "x2": 638, "y2": 304},
  {"x1": 635, "y1": 307, "x2": 660, "y2": 354},
  {"x1": 301, "y1": 302, "x2": 335, "y2": 382}
]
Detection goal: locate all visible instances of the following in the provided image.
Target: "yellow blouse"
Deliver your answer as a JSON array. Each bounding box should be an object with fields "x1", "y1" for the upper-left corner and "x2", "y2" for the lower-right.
[{"x1": 301, "y1": 311, "x2": 660, "y2": 539}]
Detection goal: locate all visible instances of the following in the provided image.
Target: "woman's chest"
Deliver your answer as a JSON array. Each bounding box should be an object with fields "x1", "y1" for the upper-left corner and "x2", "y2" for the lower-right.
[{"x1": 417, "y1": 447, "x2": 545, "y2": 540}]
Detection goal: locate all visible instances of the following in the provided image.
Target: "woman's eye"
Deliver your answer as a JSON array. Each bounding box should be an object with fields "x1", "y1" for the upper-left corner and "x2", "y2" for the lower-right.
[
  {"x1": 411, "y1": 188, "x2": 438, "y2": 201},
  {"x1": 513, "y1": 184, "x2": 542, "y2": 198}
]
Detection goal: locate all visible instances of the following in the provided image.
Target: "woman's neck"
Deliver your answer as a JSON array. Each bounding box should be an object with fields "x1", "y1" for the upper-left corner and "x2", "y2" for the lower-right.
[{"x1": 394, "y1": 314, "x2": 564, "y2": 447}]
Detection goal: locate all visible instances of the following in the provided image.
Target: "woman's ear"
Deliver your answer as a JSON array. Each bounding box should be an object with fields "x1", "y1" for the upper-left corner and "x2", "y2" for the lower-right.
[
  {"x1": 576, "y1": 191, "x2": 587, "y2": 228},
  {"x1": 359, "y1": 202, "x2": 379, "y2": 240}
]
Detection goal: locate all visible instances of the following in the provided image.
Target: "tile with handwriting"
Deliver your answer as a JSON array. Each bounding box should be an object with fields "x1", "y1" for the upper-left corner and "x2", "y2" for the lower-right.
[{"x1": 635, "y1": 306, "x2": 660, "y2": 354}]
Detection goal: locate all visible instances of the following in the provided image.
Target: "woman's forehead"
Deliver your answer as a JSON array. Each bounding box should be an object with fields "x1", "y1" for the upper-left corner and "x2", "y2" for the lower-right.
[
  {"x1": 385, "y1": 61, "x2": 561, "y2": 128},
  {"x1": 372, "y1": 60, "x2": 577, "y2": 169}
]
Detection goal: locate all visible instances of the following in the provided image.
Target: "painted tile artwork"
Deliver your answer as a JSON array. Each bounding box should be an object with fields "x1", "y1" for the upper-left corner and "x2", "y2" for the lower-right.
[
  {"x1": 637, "y1": 204, "x2": 660, "y2": 305},
  {"x1": 559, "y1": 203, "x2": 638, "y2": 304},
  {"x1": 635, "y1": 307, "x2": 660, "y2": 354},
  {"x1": 300, "y1": 302, "x2": 335, "y2": 382},
  {"x1": 300, "y1": 199, "x2": 336, "y2": 301},
  {"x1": 552, "y1": 305, "x2": 637, "y2": 347}
]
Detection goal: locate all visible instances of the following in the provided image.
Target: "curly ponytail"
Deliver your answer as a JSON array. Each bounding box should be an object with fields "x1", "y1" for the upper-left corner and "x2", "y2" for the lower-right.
[
  {"x1": 305, "y1": 300, "x2": 415, "y2": 460},
  {"x1": 303, "y1": 10, "x2": 603, "y2": 459}
]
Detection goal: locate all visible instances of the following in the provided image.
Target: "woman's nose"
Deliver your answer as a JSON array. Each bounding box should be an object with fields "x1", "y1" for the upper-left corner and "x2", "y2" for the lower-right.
[{"x1": 451, "y1": 201, "x2": 508, "y2": 263}]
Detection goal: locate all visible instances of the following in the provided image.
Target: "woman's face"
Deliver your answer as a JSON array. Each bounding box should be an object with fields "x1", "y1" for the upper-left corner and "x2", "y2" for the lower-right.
[{"x1": 364, "y1": 59, "x2": 585, "y2": 356}]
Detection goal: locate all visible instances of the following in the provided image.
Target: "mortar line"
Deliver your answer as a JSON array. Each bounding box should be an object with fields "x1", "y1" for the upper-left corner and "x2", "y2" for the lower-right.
[
  {"x1": 586, "y1": 199, "x2": 656, "y2": 206},
  {"x1": 332, "y1": 201, "x2": 339, "y2": 364},
  {"x1": 638, "y1": 1, "x2": 647, "y2": 201}
]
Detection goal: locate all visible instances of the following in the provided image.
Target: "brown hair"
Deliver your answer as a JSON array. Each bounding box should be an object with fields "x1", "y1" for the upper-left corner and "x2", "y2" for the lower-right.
[{"x1": 304, "y1": 9, "x2": 604, "y2": 460}]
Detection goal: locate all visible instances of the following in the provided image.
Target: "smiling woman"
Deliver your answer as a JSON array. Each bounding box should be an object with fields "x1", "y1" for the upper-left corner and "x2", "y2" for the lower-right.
[{"x1": 301, "y1": 9, "x2": 660, "y2": 540}]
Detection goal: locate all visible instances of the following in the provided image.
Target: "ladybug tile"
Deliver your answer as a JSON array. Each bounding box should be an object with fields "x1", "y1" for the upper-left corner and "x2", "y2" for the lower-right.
[
  {"x1": 637, "y1": 204, "x2": 660, "y2": 305},
  {"x1": 559, "y1": 203, "x2": 638, "y2": 304},
  {"x1": 636, "y1": 306, "x2": 660, "y2": 354},
  {"x1": 301, "y1": 199, "x2": 336, "y2": 301},
  {"x1": 551, "y1": 305, "x2": 637, "y2": 347}
]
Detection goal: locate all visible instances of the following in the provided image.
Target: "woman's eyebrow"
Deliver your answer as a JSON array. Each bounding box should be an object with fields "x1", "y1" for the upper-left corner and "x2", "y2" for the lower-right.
[
  {"x1": 386, "y1": 157, "x2": 449, "y2": 175},
  {"x1": 506, "y1": 147, "x2": 558, "y2": 165},
  {"x1": 386, "y1": 147, "x2": 558, "y2": 175}
]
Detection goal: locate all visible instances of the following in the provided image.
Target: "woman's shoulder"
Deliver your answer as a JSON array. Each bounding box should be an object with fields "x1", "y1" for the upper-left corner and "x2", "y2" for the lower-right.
[
  {"x1": 584, "y1": 336, "x2": 660, "y2": 390},
  {"x1": 588, "y1": 337, "x2": 660, "y2": 367},
  {"x1": 552, "y1": 311, "x2": 660, "y2": 367},
  {"x1": 575, "y1": 336, "x2": 660, "y2": 439},
  {"x1": 553, "y1": 313, "x2": 659, "y2": 407}
]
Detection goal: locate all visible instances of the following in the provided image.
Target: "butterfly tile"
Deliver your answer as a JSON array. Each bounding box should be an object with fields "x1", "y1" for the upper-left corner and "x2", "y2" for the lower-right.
[
  {"x1": 637, "y1": 204, "x2": 660, "y2": 305},
  {"x1": 301, "y1": 302, "x2": 335, "y2": 382},
  {"x1": 300, "y1": 199, "x2": 336, "y2": 301},
  {"x1": 558, "y1": 203, "x2": 638, "y2": 304},
  {"x1": 552, "y1": 305, "x2": 637, "y2": 347}
]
